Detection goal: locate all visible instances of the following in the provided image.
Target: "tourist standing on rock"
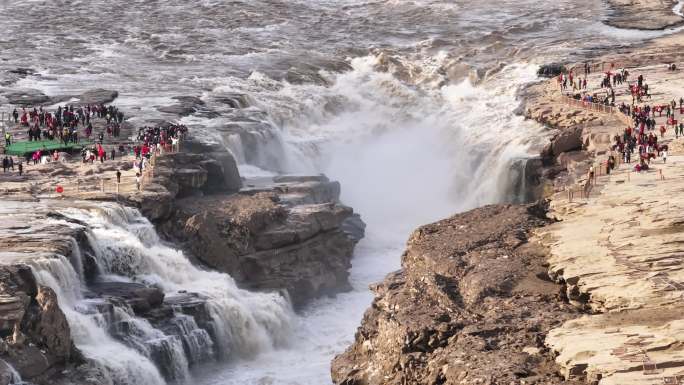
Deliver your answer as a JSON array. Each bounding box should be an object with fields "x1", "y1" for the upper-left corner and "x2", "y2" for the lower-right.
[
  {"x1": 12, "y1": 109, "x2": 18, "y2": 123},
  {"x1": 135, "y1": 173, "x2": 141, "y2": 191},
  {"x1": 8, "y1": 157, "x2": 14, "y2": 171},
  {"x1": 4, "y1": 132, "x2": 11, "y2": 147},
  {"x1": 116, "y1": 170, "x2": 121, "y2": 184},
  {"x1": 18, "y1": 162, "x2": 22, "y2": 176},
  {"x1": 97, "y1": 144, "x2": 105, "y2": 163},
  {"x1": 2, "y1": 157, "x2": 7, "y2": 173},
  {"x1": 111, "y1": 148, "x2": 116, "y2": 161}
]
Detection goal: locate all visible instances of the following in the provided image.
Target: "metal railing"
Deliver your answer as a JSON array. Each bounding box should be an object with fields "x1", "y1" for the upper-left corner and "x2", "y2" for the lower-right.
[
  {"x1": 568, "y1": 62, "x2": 624, "y2": 74},
  {"x1": 560, "y1": 95, "x2": 633, "y2": 126}
]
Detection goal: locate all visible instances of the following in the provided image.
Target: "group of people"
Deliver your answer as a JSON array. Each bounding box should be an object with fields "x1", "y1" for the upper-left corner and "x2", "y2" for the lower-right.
[
  {"x1": 1, "y1": 156, "x2": 21, "y2": 175},
  {"x1": 12, "y1": 103, "x2": 125, "y2": 143},
  {"x1": 2, "y1": 99, "x2": 188, "y2": 190},
  {"x1": 609, "y1": 75, "x2": 679, "y2": 171},
  {"x1": 81, "y1": 143, "x2": 119, "y2": 164},
  {"x1": 134, "y1": 124, "x2": 187, "y2": 157}
]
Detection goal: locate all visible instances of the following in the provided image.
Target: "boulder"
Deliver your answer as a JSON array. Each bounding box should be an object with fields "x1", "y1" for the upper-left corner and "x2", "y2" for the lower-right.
[
  {"x1": 206, "y1": 151, "x2": 242, "y2": 192},
  {"x1": 212, "y1": 93, "x2": 250, "y2": 108},
  {"x1": 88, "y1": 282, "x2": 164, "y2": 315},
  {"x1": 550, "y1": 127, "x2": 583, "y2": 156},
  {"x1": 4, "y1": 89, "x2": 51, "y2": 106},
  {"x1": 30, "y1": 286, "x2": 72, "y2": 360},
  {"x1": 538, "y1": 63, "x2": 566, "y2": 78},
  {"x1": 157, "y1": 95, "x2": 206, "y2": 117},
  {"x1": 77, "y1": 89, "x2": 118, "y2": 105},
  {"x1": 7, "y1": 68, "x2": 36, "y2": 77}
]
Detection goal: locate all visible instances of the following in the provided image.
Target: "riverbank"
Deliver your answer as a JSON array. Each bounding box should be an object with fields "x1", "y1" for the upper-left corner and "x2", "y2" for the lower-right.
[
  {"x1": 532, "y1": 62, "x2": 684, "y2": 382},
  {"x1": 0, "y1": 106, "x2": 364, "y2": 384},
  {"x1": 332, "y1": 12, "x2": 684, "y2": 384}
]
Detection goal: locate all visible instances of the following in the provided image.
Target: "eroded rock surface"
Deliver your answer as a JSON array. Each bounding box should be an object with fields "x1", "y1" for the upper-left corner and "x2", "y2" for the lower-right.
[
  {"x1": 605, "y1": 0, "x2": 683, "y2": 30},
  {"x1": 159, "y1": 175, "x2": 364, "y2": 308},
  {"x1": 332, "y1": 204, "x2": 580, "y2": 385}
]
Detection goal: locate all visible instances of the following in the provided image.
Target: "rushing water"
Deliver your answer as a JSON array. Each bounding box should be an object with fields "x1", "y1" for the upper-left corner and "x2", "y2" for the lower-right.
[
  {"x1": 0, "y1": 0, "x2": 682, "y2": 384},
  {"x1": 24, "y1": 203, "x2": 293, "y2": 385}
]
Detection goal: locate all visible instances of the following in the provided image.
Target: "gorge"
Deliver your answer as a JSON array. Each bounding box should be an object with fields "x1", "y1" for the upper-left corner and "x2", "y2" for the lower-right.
[{"x1": 0, "y1": 0, "x2": 683, "y2": 384}]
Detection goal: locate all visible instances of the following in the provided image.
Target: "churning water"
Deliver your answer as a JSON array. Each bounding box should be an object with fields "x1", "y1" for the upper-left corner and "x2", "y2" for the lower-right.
[{"x1": 0, "y1": 0, "x2": 681, "y2": 383}]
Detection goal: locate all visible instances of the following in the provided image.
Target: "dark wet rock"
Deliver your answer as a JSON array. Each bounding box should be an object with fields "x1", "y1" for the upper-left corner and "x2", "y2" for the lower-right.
[
  {"x1": 0, "y1": 263, "x2": 80, "y2": 383},
  {"x1": 77, "y1": 89, "x2": 119, "y2": 105},
  {"x1": 7, "y1": 68, "x2": 36, "y2": 77},
  {"x1": 285, "y1": 65, "x2": 332, "y2": 85},
  {"x1": 201, "y1": 152, "x2": 242, "y2": 193},
  {"x1": 4, "y1": 89, "x2": 51, "y2": 106},
  {"x1": 332, "y1": 204, "x2": 582, "y2": 385},
  {"x1": 157, "y1": 95, "x2": 209, "y2": 117},
  {"x1": 88, "y1": 282, "x2": 165, "y2": 315},
  {"x1": 172, "y1": 96, "x2": 204, "y2": 106},
  {"x1": 0, "y1": 359, "x2": 20, "y2": 385},
  {"x1": 537, "y1": 63, "x2": 566, "y2": 78},
  {"x1": 605, "y1": 0, "x2": 684, "y2": 30},
  {"x1": 212, "y1": 93, "x2": 250, "y2": 109}
]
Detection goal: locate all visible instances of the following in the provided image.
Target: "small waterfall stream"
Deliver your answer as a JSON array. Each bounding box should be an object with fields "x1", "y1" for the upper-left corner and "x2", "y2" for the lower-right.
[{"x1": 26, "y1": 203, "x2": 294, "y2": 385}]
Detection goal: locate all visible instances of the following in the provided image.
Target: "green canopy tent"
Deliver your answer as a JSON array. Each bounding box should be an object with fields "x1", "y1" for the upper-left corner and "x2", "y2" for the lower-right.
[{"x1": 5, "y1": 140, "x2": 94, "y2": 157}]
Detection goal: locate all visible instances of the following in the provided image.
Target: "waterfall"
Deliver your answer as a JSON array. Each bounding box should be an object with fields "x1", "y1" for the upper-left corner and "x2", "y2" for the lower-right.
[
  {"x1": 53, "y1": 203, "x2": 290, "y2": 375},
  {"x1": 0, "y1": 359, "x2": 23, "y2": 385},
  {"x1": 18, "y1": 201, "x2": 293, "y2": 385},
  {"x1": 73, "y1": 203, "x2": 294, "y2": 355},
  {"x1": 28, "y1": 255, "x2": 166, "y2": 385}
]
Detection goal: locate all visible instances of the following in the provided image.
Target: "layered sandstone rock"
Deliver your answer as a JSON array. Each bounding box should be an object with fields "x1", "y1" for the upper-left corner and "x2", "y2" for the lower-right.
[
  {"x1": 332, "y1": 204, "x2": 580, "y2": 385},
  {"x1": 605, "y1": 0, "x2": 683, "y2": 30},
  {"x1": 159, "y1": 175, "x2": 364, "y2": 309},
  {"x1": 0, "y1": 211, "x2": 84, "y2": 384},
  {"x1": 537, "y1": 155, "x2": 684, "y2": 384}
]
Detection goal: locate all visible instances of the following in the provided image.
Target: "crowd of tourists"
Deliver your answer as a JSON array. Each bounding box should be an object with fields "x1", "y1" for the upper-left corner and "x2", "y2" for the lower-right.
[
  {"x1": 607, "y1": 73, "x2": 678, "y2": 172},
  {"x1": 2, "y1": 102, "x2": 188, "y2": 191},
  {"x1": 12, "y1": 104, "x2": 125, "y2": 144}
]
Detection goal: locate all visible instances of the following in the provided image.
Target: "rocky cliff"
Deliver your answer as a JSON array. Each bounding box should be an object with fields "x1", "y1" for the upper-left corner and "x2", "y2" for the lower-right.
[
  {"x1": 331, "y1": 203, "x2": 582, "y2": 385},
  {"x1": 157, "y1": 174, "x2": 364, "y2": 309},
  {"x1": 604, "y1": 0, "x2": 683, "y2": 30},
  {"x1": 0, "y1": 208, "x2": 87, "y2": 384}
]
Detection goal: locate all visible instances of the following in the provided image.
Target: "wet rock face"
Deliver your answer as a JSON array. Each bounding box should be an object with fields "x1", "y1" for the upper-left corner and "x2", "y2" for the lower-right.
[
  {"x1": 159, "y1": 177, "x2": 364, "y2": 309},
  {"x1": 537, "y1": 63, "x2": 566, "y2": 78},
  {"x1": 332, "y1": 204, "x2": 581, "y2": 385},
  {"x1": 0, "y1": 265, "x2": 78, "y2": 383},
  {"x1": 3, "y1": 88, "x2": 51, "y2": 106},
  {"x1": 157, "y1": 96, "x2": 217, "y2": 117},
  {"x1": 88, "y1": 282, "x2": 165, "y2": 315},
  {"x1": 605, "y1": 0, "x2": 684, "y2": 30},
  {"x1": 77, "y1": 89, "x2": 119, "y2": 105}
]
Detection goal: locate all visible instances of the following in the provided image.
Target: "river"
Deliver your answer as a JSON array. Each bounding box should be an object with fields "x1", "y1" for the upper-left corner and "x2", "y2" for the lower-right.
[{"x1": 0, "y1": 0, "x2": 680, "y2": 384}]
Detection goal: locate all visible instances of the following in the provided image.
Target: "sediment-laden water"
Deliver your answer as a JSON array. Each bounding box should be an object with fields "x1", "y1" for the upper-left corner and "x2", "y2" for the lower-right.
[{"x1": 0, "y1": 0, "x2": 681, "y2": 384}]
